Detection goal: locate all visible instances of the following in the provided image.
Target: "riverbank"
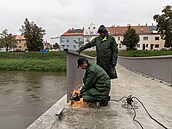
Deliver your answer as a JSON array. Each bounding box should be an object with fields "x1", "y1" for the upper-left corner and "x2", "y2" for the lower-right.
[
  {"x1": 0, "y1": 50, "x2": 171, "y2": 72},
  {"x1": 0, "y1": 52, "x2": 66, "y2": 72}
]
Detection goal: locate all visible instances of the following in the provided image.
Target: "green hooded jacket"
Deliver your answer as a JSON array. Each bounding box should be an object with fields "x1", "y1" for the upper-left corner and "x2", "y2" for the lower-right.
[
  {"x1": 79, "y1": 25, "x2": 118, "y2": 79},
  {"x1": 81, "y1": 62, "x2": 110, "y2": 102}
]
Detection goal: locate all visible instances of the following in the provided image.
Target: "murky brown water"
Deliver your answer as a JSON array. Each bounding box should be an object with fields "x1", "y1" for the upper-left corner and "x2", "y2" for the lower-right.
[{"x1": 0, "y1": 71, "x2": 66, "y2": 129}]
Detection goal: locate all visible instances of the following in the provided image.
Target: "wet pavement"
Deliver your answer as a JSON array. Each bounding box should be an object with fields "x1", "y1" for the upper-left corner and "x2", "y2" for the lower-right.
[{"x1": 27, "y1": 65, "x2": 172, "y2": 129}]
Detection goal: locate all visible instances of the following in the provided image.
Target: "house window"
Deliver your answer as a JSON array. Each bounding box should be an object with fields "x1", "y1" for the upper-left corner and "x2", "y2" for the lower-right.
[
  {"x1": 73, "y1": 45, "x2": 76, "y2": 49},
  {"x1": 118, "y1": 37, "x2": 120, "y2": 41},
  {"x1": 146, "y1": 44, "x2": 148, "y2": 47},
  {"x1": 66, "y1": 38, "x2": 69, "y2": 42},
  {"x1": 61, "y1": 38, "x2": 65, "y2": 43},
  {"x1": 78, "y1": 38, "x2": 81, "y2": 42},
  {"x1": 155, "y1": 37, "x2": 159, "y2": 40},
  {"x1": 155, "y1": 44, "x2": 159, "y2": 48},
  {"x1": 73, "y1": 39, "x2": 76, "y2": 43},
  {"x1": 61, "y1": 45, "x2": 65, "y2": 49},
  {"x1": 143, "y1": 37, "x2": 148, "y2": 40},
  {"x1": 67, "y1": 45, "x2": 69, "y2": 48},
  {"x1": 90, "y1": 31, "x2": 93, "y2": 34},
  {"x1": 86, "y1": 38, "x2": 89, "y2": 42}
]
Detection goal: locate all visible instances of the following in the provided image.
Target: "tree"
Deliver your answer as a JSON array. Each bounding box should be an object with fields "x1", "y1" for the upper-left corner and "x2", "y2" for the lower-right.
[
  {"x1": 153, "y1": 5, "x2": 172, "y2": 48},
  {"x1": 53, "y1": 43, "x2": 60, "y2": 49},
  {"x1": 122, "y1": 26, "x2": 140, "y2": 50},
  {"x1": 20, "y1": 18, "x2": 46, "y2": 51},
  {"x1": 0, "y1": 29, "x2": 17, "y2": 52},
  {"x1": 74, "y1": 40, "x2": 84, "y2": 48}
]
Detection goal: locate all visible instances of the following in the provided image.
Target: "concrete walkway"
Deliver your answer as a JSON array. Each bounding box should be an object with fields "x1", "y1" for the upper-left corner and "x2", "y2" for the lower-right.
[{"x1": 27, "y1": 65, "x2": 172, "y2": 129}]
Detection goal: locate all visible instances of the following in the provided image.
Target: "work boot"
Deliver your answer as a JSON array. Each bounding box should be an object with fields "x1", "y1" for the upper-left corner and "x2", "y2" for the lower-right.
[{"x1": 100, "y1": 96, "x2": 111, "y2": 106}]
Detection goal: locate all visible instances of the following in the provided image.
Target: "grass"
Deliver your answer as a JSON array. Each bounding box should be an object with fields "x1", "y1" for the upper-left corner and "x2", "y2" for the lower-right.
[
  {"x1": 82, "y1": 50, "x2": 172, "y2": 57},
  {"x1": 0, "y1": 50, "x2": 171, "y2": 72},
  {"x1": 119, "y1": 50, "x2": 172, "y2": 57},
  {"x1": 0, "y1": 51, "x2": 66, "y2": 72}
]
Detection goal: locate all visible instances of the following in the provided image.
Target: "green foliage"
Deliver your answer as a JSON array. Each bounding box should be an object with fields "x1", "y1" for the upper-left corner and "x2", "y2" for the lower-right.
[
  {"x1": 82, "y1": 51, "x2": 96, "y2": 57},
  {"x1": 153, "y1": 5, "x2": 172, "y2": 48},
  {"x1": 122, "y1": 26, "x2": 140, "y2": 50},
  {"x1": 20, "y1": 18, "x2": 46, "y2": 51},
  {"x1": 0, "y1": 51, "x2": 66, "y2": 59},
  {"x1": 0, "y1": 51, "x2": 66, "y2": 72},
  {"x1": 53, "y1": 43, "x2": 60, "y2": 49},
  {"x1": 0, "y1": 29, "x2": 17, "y2": 51},
  {"x1": 119, "y1": 50, "x2": 172, "y2": 57}
]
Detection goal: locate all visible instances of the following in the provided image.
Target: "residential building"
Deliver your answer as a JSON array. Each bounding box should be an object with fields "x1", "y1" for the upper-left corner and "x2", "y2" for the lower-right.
[
  {"x1": 148, "y1": 26, "x2": 165, "y2": 50},
  {"x1": 50, "y1": 36, "x2": 60, "y2": 46},
  {"x1": 14, "y1": 35, "x2": 52, "y2": 51},
  {"x1": 14, "y1": 35, "x2": 27, "y2": 51},
  {"x1": 107, "y1": 25, "x2": 165, "y2": 50},
  {"x1": 60, "y1": 28, "x2": 84, "y2": 51},
  {"x1": 59, "y1": 24, "x2": 165, "y2": 51},
  {"x1": 83, "y1": 23, "x2": 98, "y2": 51}
]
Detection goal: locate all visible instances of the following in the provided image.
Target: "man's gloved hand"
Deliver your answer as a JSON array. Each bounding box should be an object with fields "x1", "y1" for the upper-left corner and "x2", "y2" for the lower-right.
[
  {"x1": 77, "y1": 48, "x2": 82, "y2": 54},
  {"x1": 77, "y1": 50, "x2": 81, "y2": 54},
  {"x1": 71, "y1": 92, "x2": 82, "y2": 101}
]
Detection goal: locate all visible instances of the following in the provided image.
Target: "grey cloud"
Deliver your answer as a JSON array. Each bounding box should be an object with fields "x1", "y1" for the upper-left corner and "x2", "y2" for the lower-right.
[{"x1": 0, "y1": 0, "x2": 171, "y2": 42}]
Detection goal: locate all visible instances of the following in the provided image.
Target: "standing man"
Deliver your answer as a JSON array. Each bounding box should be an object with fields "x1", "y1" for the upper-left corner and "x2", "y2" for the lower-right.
[
  {"x1": 78, "y1": 25, "x2": 118, "y2": 79},
  {"x1": 77, "y1": 58, "x2": 111, "y2": 106}
]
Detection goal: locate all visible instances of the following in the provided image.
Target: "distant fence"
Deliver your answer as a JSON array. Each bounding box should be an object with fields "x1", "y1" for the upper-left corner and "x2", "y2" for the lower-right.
[
  {"x1": 65, "y1": 49, "x2": 96, "y2": 102},
  {"x1": 118, "y1": 55, "x2": 172, "y2": 85}
]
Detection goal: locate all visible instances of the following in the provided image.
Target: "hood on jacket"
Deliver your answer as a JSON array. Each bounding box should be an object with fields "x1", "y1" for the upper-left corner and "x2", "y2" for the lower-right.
[{"x1": 97, "y1": 25, "x2": 108, "y2": 34}]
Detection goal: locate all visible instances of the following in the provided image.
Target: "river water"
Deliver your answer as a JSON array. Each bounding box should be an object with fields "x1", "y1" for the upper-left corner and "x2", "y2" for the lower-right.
[{"x1": 0, "y1": 71, "x2": 66, "y2": 129}]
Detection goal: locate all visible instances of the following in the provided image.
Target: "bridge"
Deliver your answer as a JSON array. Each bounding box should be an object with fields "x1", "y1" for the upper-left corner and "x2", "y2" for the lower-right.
[{"x1": 27, "y1": 50, "x2": 172, "y2": 129}]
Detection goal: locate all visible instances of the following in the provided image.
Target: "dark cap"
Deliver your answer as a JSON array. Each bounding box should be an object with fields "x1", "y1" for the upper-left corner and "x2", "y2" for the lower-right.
[{"x1": 77, "y1": 58, "x2": 87, "y2": 68}]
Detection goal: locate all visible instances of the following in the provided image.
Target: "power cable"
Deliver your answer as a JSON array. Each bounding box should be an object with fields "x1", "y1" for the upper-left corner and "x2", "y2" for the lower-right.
[
  {"x1": 110, "y1": 96, "x2": 127, "y2": 102},
  {"x1": 132, "y1": 105, "x2": 144, "y2": 129},
  {"x1": 132, "y1": 96, "x2": 168, "y2": 129},
  {"x1": 110, "y1": 95, "x2": 168, "y2": 129}
]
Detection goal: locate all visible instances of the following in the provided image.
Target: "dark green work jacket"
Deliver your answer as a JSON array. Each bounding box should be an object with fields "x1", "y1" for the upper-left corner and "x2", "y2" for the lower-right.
[
  {"x1": 80, "y1": 62, "x2": 110, "y2": 102},
  {"x1": 79, "y1": 35, "x2": 118, "y2": 79}
]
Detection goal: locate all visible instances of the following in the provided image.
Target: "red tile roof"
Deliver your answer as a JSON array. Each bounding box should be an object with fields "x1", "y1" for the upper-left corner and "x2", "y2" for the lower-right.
[
  {"x1": 14, "y1": 35, "x2": 25, "y2": 40},
  {"x1": 61, "y1": 28, "x2": 84, "y2": 36},
  {"x1": 107, "y1": 25, "x2": 149, "y2": 35}
]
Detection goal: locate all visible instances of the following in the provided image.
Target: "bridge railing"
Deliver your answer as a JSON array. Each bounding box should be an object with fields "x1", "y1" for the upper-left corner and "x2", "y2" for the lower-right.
[
  {"x1": 118, "y1": 55, "x2": 172, "y2": 85},
  {"x1": 65, "y1": 49, "x2": 96, "y2": 102}
]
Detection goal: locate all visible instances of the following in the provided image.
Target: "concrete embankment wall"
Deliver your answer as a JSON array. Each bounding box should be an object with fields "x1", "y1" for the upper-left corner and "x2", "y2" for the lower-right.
[
  {"x1": 118, "y1": 55, "x2": 172, "y2": 85},
  {"x1": 27, "y1": 95, "x2": 67, "y2": 129}
]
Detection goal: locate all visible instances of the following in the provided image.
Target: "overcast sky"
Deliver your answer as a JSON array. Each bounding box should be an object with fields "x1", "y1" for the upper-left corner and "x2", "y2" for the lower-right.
[{"x1": 0, "y1": 0, "x2": 171, "y2": 42}]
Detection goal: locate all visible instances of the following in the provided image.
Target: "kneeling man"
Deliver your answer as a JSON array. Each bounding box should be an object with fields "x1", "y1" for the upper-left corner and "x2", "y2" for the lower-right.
[{"x1": 77, "y1": 58, "x2": 111, "y2": 106}]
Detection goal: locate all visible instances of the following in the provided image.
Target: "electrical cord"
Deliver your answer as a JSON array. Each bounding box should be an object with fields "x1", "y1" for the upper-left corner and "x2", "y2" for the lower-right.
[
  {"x1": 132, "y1": 96, "x2": 168, "y2": 129},
  {"x1": 110, "y1": 95, "x2": 168, "y2": 129},
  {"x1": 132, "y1": 105, "x2": 144, "y2": 129},
  {"x1": 110, "y1": 96, "x2": 127, "y2": 102}
]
